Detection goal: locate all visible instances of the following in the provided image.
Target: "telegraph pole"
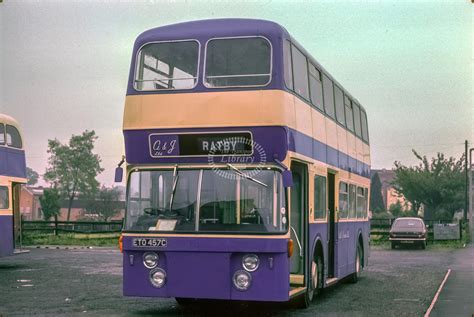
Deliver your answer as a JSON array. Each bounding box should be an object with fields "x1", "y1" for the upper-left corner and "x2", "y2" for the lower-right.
[{"x1": 465, "y1": 140, "x2": 469, "y2": 221}]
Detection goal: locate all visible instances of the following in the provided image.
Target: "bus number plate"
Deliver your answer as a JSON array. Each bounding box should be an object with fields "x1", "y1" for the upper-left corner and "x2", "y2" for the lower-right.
[{"x1": 132, "y1": 238, "x2": 167, "y2": 248}]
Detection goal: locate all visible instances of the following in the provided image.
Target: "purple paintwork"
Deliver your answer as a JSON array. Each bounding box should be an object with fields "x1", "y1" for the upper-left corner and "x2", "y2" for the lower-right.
[
  {"x1": 0, "y1": 215, "x2": 14, "y2": 257},
  {"x1": 308, "y1": 220, "x2": 370, "y2": 281},
  {"x1": 124, "y1": 126, "x2": 370, "y2": 179},
  {"x1": 123, "y1": 236, "x2": 289, "y2": 301},
  {"x1": 124, "y1": 126, "x2": 288, "y2": 165},
  {"x1": 0, "y1": 147, "x2": 26, "y2": 179}
]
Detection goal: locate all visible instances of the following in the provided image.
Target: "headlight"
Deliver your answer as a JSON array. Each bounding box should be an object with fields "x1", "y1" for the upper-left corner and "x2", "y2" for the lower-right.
[
  {"x1": 149, "y1": 268, "x2": 166, "y2": 288},
  {"x1": 233, "y1": 270, "x2": 252, "y2": 291},
  {"x1": 143, "y1": 252, "x2": 159, "y2": 269},
  {"x1": 242, "y1": 254, "x2": 259, "y2": 272}
]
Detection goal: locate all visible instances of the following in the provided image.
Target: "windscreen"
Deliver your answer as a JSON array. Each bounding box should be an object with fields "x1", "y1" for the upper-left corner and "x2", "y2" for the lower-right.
[
  {"x1": 205, "y1": 37, "x2": 271, "y2": 87},
  {"x1": 134, "y1": 41, "x2": 199, "y2": 91},
  {"x1": 125, "y1": 168, "x2": 287, "y2": 234}
]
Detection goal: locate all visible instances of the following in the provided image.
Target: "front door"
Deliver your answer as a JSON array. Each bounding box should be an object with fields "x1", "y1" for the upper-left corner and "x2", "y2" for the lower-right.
[
  {"x1": 12, "y1": 183, "x2": 21, "y2": 250},
  {"x1": 327, "y1": 173, "x2": 336, "y2": 277},
  {"x1": 290, "y1": 162, "x2": 307, "y2": 274}
]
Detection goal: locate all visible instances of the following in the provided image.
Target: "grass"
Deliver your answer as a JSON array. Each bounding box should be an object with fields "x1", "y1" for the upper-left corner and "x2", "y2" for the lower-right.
[{"x1": 21, "y1": 232, "x2": 120, "y2": 247}]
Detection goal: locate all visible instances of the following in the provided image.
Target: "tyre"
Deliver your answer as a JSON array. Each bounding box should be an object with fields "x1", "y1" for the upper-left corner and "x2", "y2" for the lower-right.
[
  {"x1": 421, "y1": 241, "x2": 426, "y2": 250},
  {"x1": 391, "y1": 241, "x2": 396, "y2": 250},
  {"x1": 349, "y1": 244, "x2": 362, "y2": 284},
  {"x1": 175, "y1": 297, "x2": 199, "y2": 307},
  {"x1": 295, "y1": 254, "x2": 323, "y2": 308}
]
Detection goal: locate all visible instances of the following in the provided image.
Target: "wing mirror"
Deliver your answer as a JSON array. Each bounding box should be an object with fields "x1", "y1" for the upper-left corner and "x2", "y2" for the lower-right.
[
  {"x1": 282, "y1": 170, "x2": 293, "y2": 188},
  {"x1": 114, "y1": 167, "x2": 123, "y2": 183},
  {"x1": 114, "y1": 156, "x2": 125, "y2": 183}
]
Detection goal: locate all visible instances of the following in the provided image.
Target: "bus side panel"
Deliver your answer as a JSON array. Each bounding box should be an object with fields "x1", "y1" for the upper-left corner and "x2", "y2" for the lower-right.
[
  {"x1": 0, "y1": 215, "x2": 13, "y2": 257},
  {"x1": 336, "y1": 221, "x2": 350, "y2": 278},
  {"x1": 308, "y1": 223, "x2": 327, "y2": 281},
  {"x1": 346, "y1": 220, "x2": 370, "y2": 275},
  {"x1": 0, "y1": 147, "x2": 27, "y2": 179}
]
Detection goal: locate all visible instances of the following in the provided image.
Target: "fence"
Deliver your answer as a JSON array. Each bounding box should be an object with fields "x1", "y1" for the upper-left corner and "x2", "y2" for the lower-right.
[
  {"x1": 22, "y1": 219, "x2": 124, "y2": 235},
  {"x1": 370, "y1": 218, "x2": 465, "y2": 242}
]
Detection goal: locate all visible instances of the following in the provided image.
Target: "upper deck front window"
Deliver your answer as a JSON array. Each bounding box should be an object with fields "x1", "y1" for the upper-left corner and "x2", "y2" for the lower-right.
[
  {"x1": 134, "y1": 40, "x2": 199, "y2": 91},
  {"x1": 204, "y1": 37, "x2": 272, "y2": 88}
]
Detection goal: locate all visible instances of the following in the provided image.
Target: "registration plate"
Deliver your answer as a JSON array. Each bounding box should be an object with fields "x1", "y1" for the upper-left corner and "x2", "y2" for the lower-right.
[
  {"x1": 132, "y1": 238, "x2": 167, "y2": 248},
  {"x1": 400, "y1": 240, "x2": 414, "y2": 244}
]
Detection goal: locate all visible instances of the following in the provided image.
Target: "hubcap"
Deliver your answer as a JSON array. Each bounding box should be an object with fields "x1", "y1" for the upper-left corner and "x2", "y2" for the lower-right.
[
  {"x1": 356, "y1": 251, "x2": 360, "y2": 273},
  {"x1": 312, "y1": 260, "x2": 318, "y2": 289}
]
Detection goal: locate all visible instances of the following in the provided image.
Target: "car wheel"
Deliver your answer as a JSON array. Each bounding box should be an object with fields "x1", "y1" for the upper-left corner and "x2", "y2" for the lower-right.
[
  {"x1": 391, "y1": 241, "x2": 396, "y2": 250},
  {"x1": 349, "y1": 244, "x2": 362, "y2": 284},
  {"x1": 421, "y1": 241, "x2": 426, "y2": 250}
]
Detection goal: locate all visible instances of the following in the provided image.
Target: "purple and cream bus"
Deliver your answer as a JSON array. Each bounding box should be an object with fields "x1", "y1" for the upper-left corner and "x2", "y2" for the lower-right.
[
  {"x1": 0, "y1": 114, "x2": 27, "y2": 257},
  {"x1": 117, "y1": 19, "x2": 370, "y2": 307}
]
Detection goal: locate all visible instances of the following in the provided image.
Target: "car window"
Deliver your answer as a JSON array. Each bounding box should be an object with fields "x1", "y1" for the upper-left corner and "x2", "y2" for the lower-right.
[{"x1": 393, "y1": 219, "x2": 424, "y2": 228}]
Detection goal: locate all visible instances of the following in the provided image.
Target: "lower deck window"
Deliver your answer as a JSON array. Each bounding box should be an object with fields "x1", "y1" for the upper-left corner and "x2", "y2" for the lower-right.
[{"x1": 0, "y1": 186, "x2": 9, "y2": 209}]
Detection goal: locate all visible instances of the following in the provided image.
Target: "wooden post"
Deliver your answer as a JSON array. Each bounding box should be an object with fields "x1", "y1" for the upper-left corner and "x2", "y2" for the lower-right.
[{"x1": 54, "y1": 215, "x2": 58, "y2": 236}]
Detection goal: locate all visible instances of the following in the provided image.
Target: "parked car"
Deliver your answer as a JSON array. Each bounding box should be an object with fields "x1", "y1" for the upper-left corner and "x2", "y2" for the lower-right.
[{"x1": 389, "y1": 217, "x2": 427, "y2": 249}]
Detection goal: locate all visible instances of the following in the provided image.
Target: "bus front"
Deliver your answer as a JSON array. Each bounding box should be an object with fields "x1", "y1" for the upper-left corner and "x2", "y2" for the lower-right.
[{"x1": 120, "y1": 19, "x2": 294, "y2": 302}]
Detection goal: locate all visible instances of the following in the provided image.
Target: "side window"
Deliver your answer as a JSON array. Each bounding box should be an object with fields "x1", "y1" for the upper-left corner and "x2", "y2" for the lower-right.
[
  {"x1": 322, "y1": 74, "x2": 335, "y2": 119},
  {"x1": 309, "y1": 63, "x2": 324, "y2": 111},
  {"x1": 344, "y1": 96, "x2": 354, "y2": 132},
  {"x1": 361, "y1": 110, "x2": 369, "y2": 143},
  {"x1": 0, "y1": 186, "x2": 9, "y2": 209},
  {"x1": 349, "y1": 184, "x2": 356, "y2": 218},
  {"x1": 314, "y1": 175, "x2": 326, "y2": 220},
  {"x1": 6, "y1": 125, "x2": 22, "y2": 149},
  {"x1": 353, "y1": 103, "x2": 362, "y2": 138},
  {"x1": 338, "y1": 182, "x2": 348, "y2": 219},
  {"x1": 0, "y1": 124, "x2": 4, "y2": 145},
  {"x1": 283, "y1": 40, "x2": 293, "y2": 90},
  {"x1": 356, "y1": 187, "x2": 365, "y2": 218},
  {"x1": 291, "y1": 45, "x2": 309, "y2": 100},
  {"x1": 363, "y1": 188, "x2": 369, "y2": 218},
  {"x1": 334, "y1": 86, "x2": 345, "y2": 126}
]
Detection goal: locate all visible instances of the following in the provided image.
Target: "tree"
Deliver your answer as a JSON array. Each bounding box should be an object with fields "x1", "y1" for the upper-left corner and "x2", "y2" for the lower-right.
[
  {"x1": 370, "y1": 172, "x2": 385, "y2": 212},
  {"x1": 392, "y1": 151, "x2": 465, "y2": 220},
  {"x1": 85, "y1": 186, "x2": 122, "y2": 221},
  {"x1": 39, "y1": 188, "x2": 61, "y2": 220},
  {"x1": 44, "y1": 130, "x2": 103, "y2": 221},
  {"x1": 26, "y1": 167, "x2": 39, "y2": 186}
]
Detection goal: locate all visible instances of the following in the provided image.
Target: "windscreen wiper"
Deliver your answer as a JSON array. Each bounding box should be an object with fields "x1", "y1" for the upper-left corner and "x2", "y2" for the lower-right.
[
  {"x1": 227, "y1": 163, "x2": 267, "y2": 187},
  {"x1": 169, "y1": 165, "x2": 179, "y2": 211}
]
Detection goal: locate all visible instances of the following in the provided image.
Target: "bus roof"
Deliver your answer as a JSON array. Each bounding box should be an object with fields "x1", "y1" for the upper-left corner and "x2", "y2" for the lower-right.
[
  {"x1": 0, "y1": 113, "x2": 21, "y2": 128},
  {"x1": 134, "y1": 18, "x2": 289, "y2": 45}
]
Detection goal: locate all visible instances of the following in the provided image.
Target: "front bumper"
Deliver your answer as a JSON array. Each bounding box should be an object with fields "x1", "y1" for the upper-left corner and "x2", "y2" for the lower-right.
[
  {"x1": 122, "y1": 235, "x2": 290, "y2": 302},
  {"x1": 389, "y1": 237, "x2": 426, "y2": 241}
]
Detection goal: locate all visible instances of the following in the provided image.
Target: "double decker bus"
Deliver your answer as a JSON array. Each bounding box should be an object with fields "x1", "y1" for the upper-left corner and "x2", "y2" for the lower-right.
[
  {"x1": 118, "y1": 18, "x2": 370, "y2": 307},
  {"x1": 0, "y1": 114, "x2": 27, "y2": 257}
]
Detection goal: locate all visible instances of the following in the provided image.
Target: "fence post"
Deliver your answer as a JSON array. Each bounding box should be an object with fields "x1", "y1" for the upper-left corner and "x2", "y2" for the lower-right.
[
  {"x1": 54, "y1": 215, "x2": 58, "y2": 236},
  {"x1": 459, "y1": 219, "x2": 462, "y2": 240}
]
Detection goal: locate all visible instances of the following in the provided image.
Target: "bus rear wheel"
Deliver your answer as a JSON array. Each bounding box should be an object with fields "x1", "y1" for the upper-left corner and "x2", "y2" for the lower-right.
[{"x1": 349, "y1": 243, "x2": 362, "y2": 284}]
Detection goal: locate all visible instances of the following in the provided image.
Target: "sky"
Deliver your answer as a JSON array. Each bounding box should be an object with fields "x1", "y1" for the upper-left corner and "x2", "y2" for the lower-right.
[{"x1": 0, "y1": 0, "x2": 472, "y2": 186}]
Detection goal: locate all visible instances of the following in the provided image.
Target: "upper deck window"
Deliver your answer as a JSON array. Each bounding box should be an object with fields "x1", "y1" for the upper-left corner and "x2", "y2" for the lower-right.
[
  {"x1": 291, "y1": 45, "x2": 309, "y2": 100},
  {"x1": 0, "y1": 124, "x2": 4, "y2": 145},
  {"x1": 134, "y1": 40, "x2": 199, "y2": 91},
  {"x1": 6, "y1": 125, "x2": 22, "y2": 149},
  {"x1": 204, "y1": 37, "x2": 271, "y2": 87}
]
